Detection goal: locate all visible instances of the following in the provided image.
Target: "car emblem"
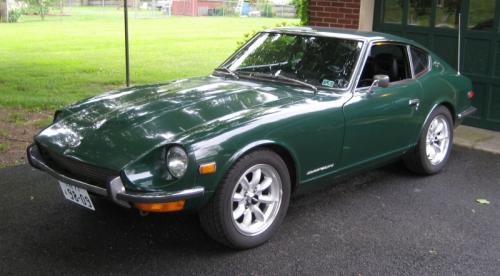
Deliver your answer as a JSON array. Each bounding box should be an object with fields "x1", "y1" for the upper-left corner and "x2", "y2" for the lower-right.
[{"x1": 306, "y1": 163, "x2": 335, "y2": 175}]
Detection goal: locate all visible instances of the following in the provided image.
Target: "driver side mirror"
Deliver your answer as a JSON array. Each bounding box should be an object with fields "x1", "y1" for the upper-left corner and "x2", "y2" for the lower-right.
[
  {"x1": 374, "y1": 74, "x2": 390, "y2": 88},
  {"x1": 367, "y1": 74, "x2": 390, "y2": 94}
]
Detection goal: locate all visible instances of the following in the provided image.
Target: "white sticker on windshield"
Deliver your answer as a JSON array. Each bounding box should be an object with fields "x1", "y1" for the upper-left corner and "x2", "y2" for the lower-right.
[{"x1": 322, "y1": 79, "x2": 335, "y2": 88}]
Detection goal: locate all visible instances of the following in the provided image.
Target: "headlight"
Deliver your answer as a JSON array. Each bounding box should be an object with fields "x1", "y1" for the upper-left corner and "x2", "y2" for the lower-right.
[{"x1": 166, "y1": 146, "x2": 188, "y2": 178}]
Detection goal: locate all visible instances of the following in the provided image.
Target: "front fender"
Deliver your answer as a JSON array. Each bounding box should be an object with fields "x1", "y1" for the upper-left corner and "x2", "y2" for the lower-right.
[
  {"x1": 190, "y1": 139, "x2": 302, "y2": 195},
  {"x1": 188, "y1": 98, "x2": 346, "y2": 196}
]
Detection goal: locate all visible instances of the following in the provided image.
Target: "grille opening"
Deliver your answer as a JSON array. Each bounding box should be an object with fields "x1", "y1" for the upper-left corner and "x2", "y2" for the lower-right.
[{"x1": 36, "y1": 143, "x2": 118, "y2": 188}]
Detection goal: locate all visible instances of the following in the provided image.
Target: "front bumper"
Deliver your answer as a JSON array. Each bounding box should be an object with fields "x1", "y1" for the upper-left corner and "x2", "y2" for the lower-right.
[{"x1": 27, "y1": 144, "x2": 204, "y2": 209}]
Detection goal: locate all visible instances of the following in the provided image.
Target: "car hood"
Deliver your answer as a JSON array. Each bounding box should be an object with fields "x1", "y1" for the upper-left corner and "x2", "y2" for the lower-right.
[{"x1": 35, "y1": 76, "x2": 306, "y2": 170}]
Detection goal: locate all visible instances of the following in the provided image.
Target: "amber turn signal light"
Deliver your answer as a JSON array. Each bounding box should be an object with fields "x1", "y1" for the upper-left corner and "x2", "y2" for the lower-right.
[
  {"x1": 199, "y1": 162, "x2": 216, "y2": 175},
  {"x1": 135, "y1": 200, "x2": 185, "y2": 212}
]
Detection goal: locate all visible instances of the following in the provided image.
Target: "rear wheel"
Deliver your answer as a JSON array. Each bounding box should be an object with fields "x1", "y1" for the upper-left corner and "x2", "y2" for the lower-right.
[
  {"x1": 404, "y1": 106, "x2": 453, "y2": 174},
  {"x1": 199, "y1": 149, "x2": 291, "y2": 249}
]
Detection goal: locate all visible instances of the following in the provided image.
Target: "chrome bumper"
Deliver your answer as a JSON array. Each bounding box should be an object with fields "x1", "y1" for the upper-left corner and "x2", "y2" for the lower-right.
[
  {"x1": 457, "y1": 106, "x2": 477, "y2": 120},
  {"x1": 27, "y1": 144, "x2": 204, "y2": 208}
]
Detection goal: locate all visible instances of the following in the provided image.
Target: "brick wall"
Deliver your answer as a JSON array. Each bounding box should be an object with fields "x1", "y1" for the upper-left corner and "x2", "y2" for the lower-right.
[{"x1": 309, "y1": 0, "x2": 361, "y2": 29}]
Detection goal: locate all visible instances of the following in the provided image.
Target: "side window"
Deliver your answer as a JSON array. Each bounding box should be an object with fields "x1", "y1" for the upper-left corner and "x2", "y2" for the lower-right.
[
  {"x1": 357, "y1": 44, "x2": 412, "y2": 88},
  {"x1": 410, "y1": 47, "x2": 430, "y2": 76}
]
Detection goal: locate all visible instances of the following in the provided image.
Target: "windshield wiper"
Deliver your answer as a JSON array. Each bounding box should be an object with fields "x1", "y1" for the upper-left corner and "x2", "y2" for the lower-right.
[
  {"x1": 214, "y1": 67, "x2": 239, "y2": 79},
  {"x1": 247, "y1": 72, "x2": 318, "y2": 93}
]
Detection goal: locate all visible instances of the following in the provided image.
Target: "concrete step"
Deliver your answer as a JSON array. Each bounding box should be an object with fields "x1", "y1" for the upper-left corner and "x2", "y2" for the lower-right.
[{"x1": 454, "y1": 125, "x2": 500, "y2": 155}]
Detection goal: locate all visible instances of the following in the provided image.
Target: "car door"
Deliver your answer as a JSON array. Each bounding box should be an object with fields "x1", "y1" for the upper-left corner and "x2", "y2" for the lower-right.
[{"x1": 340, "y1": 43, "x2": 423, "y2": 168}]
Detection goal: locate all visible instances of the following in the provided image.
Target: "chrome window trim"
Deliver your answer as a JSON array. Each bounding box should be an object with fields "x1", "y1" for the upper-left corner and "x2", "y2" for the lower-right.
[
  {"x1": 344, "y1": 38, "x2": 369, "y2": 92},
  {"x1": 351, "y1": 39, "x2": 375, "y2": 91},
  {"x1": 407, "y1": 45, "x2": 416, "y2": 78}
]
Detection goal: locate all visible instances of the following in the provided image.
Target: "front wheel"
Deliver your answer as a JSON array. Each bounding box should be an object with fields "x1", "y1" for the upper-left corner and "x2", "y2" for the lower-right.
[
  {"x1": 199, "y1": 149, "x2": 291, "y2": 249},
  {"x1": 404, "y1": 105, "x2": 453, "y2": 175}
]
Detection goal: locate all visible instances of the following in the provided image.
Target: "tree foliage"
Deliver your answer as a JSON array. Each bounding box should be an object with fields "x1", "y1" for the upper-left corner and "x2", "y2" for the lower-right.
[
  {"x1": 236, "y1": 22, "x2": 296, "y2": 48},
  {"x1": 409, "y1": 0, "x2": 431, "y2": 16},
  {"x1": 292, "y1": 0, "x2": 308, "y2": 25},
  {"x1": 23, "y1": 0, "x2": 56, "y2": 20}
]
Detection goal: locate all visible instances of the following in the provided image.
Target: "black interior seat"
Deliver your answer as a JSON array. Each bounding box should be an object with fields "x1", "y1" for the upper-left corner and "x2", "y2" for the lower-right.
[{"x1": 374, "y1": 53, "x2": 399, "y2": 82}]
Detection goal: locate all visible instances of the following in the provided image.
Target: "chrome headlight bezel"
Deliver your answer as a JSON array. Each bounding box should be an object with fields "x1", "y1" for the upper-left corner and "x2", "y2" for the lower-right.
[{"x1": 166, "y1": 145, "x2": 188, "y2": 179}]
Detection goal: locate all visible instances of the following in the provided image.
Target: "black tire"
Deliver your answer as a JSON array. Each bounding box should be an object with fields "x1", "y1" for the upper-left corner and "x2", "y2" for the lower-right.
[
  {"x1": 199, "y1": 149, "x2": 291, "y2": 249},
  {"x1": 404, "y1": 105, "x2": 453, "y2": 175}
]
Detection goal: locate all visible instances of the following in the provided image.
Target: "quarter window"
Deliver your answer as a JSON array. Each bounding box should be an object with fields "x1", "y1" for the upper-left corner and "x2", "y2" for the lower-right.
[{"x1": 410, "y1": 47, "x2": 430, "y2": 76}]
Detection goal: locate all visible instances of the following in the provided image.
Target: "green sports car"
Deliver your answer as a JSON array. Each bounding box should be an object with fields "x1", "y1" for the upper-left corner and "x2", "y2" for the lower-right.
[{"x1": 28, "y1": 27, "x2": 476, "y2": 249}]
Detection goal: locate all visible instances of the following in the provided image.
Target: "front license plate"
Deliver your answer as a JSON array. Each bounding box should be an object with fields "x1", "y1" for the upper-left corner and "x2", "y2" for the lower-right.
[{"x1": 59, "y1": 181, "x2": 95, "y2": 211}]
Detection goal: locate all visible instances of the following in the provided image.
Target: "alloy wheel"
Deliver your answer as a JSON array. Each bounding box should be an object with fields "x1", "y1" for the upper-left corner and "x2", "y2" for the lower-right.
[
  {"x1": 425, "y1": 115, "x2": 450, "y2": 165},
  {"x1": 230, "y1": 164, "x2": 283, "y2": 236}
]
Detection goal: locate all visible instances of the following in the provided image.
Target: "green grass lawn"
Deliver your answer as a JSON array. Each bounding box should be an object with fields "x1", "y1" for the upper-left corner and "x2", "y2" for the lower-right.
[{"x1": 0, "y1": 7, "x2": 298, "y2": 109}]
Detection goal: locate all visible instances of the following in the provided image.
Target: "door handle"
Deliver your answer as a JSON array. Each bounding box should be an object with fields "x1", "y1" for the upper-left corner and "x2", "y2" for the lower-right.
[{"x1": 409, "y1": 99, "x2": 420, "y2": 110}]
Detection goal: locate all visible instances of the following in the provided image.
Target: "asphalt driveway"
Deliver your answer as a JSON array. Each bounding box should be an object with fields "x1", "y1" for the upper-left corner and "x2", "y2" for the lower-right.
[{"x1": 1, "y1": 147, "x2": 499, "y2": 275}]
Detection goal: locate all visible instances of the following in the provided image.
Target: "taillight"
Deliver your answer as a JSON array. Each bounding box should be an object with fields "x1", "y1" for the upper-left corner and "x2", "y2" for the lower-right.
[{"x1": 467, "y1": 90, "x2": 475, "y2": 99}]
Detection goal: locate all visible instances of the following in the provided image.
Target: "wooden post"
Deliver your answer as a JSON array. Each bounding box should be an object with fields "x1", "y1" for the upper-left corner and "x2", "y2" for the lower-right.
[{"x1": 124, "y1": 0, "x2": 130, "y2": 87}]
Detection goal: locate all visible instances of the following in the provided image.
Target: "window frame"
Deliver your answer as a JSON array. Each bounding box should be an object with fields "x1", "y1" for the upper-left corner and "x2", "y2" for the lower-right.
[
  {"x1": 354, "y1": 40, "x2": 416, "y2": 90},
  {"x1": 382, "y1": 0, "x2": 404, "y2": 25},
  {"x1": 407, "y1": 0, "x2": 432, "y2": 27}
]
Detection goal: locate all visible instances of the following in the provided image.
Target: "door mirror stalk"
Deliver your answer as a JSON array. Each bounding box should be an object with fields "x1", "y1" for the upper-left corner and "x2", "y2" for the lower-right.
[{"x1": 367, "y1": 75, "x2": 390, "y2": 94}]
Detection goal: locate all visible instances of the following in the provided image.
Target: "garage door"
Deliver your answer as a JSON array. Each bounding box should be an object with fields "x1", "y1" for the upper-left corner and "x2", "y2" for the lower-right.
[{"x1": 373, "y1": 0, "x2": 500, "y2": 131}]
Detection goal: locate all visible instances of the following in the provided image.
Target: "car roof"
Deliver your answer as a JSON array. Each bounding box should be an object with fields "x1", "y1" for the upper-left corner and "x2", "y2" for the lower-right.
[{"x1": 265, "y1": 26, "x2": 418, "y2": 45}]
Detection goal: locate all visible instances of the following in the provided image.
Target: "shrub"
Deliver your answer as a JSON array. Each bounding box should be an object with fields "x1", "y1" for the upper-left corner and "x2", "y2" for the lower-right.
[
  {"x1": 292, "y1": 0, "x2": 308, "y2": 25},
  {"x1": 22, "y1": 0, "x2": 55, "y2": 20},
  {"x1": 8, "y1": 9, "x2": 22, "y2": 23}
]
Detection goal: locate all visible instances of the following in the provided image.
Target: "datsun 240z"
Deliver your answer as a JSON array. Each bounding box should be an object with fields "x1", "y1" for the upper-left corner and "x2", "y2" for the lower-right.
[{"x1": 28, "y1": 27, "x2": 476, "y2": 249}]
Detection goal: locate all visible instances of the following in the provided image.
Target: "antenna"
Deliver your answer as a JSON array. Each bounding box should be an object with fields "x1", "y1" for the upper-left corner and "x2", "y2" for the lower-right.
[{"x1": 457, "y1": 13, "x2": 461, "y2": 75}]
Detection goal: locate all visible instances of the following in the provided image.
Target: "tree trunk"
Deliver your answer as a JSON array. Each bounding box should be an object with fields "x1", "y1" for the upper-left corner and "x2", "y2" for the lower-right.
[
  {"x1": 60, "y1": 0, "x2": 64, "y2": 15},
  {"x1": 0, "y1": 0, "x2": 8, "y2": 23},
  {"x1": 40, "y1": 3, "x2": 45, "y2": 20}
]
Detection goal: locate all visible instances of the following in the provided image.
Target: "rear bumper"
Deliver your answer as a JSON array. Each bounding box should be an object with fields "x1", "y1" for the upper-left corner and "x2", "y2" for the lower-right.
[
  {"x1": 455, "y1": 106, "x2": 477, "y2": 127},
  {"x1": 27, "y1": 144, "x2": 204, "y2": 208},
  {"x1": 457, "y1": 106, "x2": 477, "y2": 120}
]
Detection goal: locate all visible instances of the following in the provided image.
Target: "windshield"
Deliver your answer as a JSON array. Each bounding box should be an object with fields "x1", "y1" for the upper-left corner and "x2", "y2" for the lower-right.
[{"x1": 222, "y1": 32, "x2": 364, "y2": 89}]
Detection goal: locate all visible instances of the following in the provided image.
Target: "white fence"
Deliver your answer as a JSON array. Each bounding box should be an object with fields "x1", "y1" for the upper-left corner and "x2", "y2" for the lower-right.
[{"x1": 58, "y1": 0, "x2": 296, "y2": 18}]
